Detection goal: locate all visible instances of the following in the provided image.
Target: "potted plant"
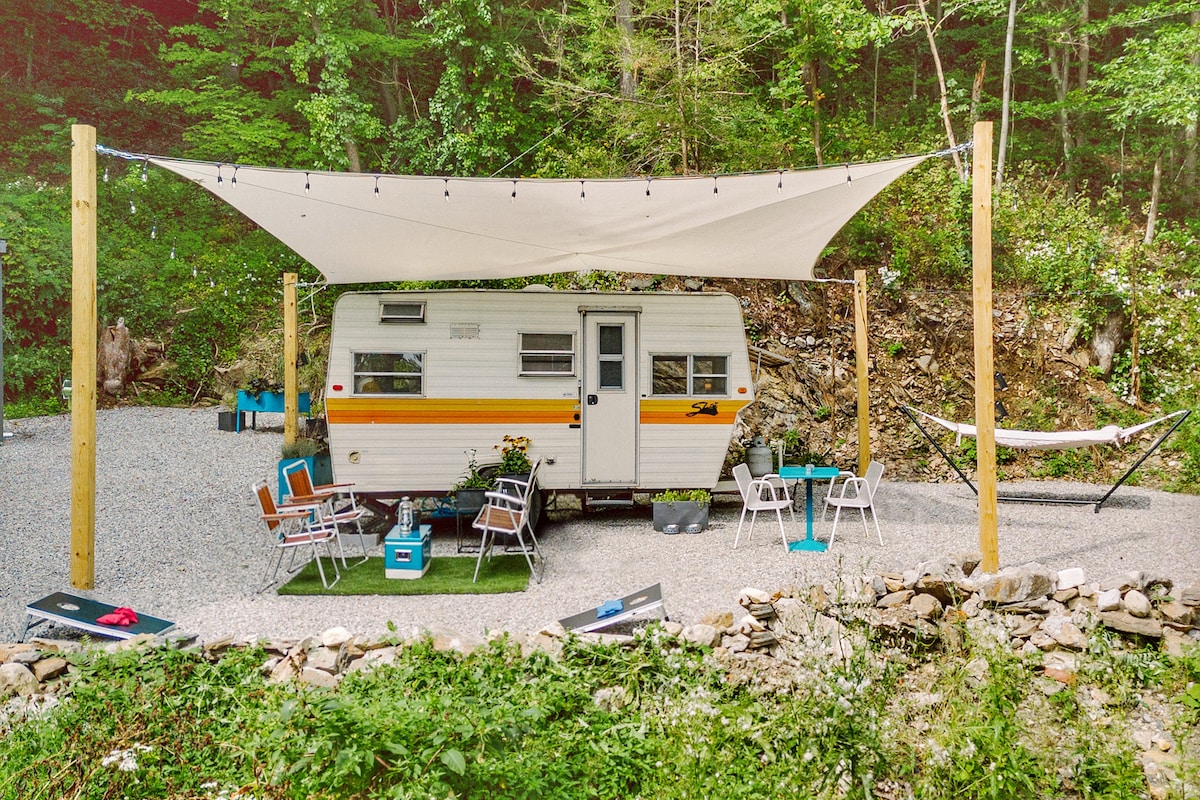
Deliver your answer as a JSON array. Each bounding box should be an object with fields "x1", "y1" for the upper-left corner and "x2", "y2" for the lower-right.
[
  {"x1": 651, "y1": 489, "x2": 711, "y2": 534},
  {"x1": 451, "y1": 449, "x2": 493, "y2": 513},
  {"x1": 494, "y1": 435, "x2": 532, "y2": 480}
]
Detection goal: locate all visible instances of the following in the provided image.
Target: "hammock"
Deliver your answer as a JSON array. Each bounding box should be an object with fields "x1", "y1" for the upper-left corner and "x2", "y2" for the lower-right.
[{"x1": 902, "y1": 406, "x2": 1191, "y2": 512}]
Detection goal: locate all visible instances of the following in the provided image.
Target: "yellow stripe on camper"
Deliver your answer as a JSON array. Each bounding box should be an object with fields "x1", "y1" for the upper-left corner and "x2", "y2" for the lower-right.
[
  {"x1": 639, "y1": 398, "x2": 750, "y2": 424},
  {"x1": 325, "y1": 397, "x2": 578, "y2": 425}
]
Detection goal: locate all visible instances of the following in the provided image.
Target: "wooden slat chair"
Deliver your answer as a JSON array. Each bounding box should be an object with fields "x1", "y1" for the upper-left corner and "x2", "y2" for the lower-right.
[
  {"x1": 253, "y1": 480, "x2": 340, "y2": 591},
  {"x1": 472, "y1": 458, "x2": 544, "y2": 584},
  {"x1": 281, "y1": 460, "x2": 369, "y2": 567}
]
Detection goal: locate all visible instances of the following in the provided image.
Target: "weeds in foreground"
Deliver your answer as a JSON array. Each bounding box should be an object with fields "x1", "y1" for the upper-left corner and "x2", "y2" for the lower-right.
[{"x1": 1, "y1": 625, "x2": 1197, "y2": 799}]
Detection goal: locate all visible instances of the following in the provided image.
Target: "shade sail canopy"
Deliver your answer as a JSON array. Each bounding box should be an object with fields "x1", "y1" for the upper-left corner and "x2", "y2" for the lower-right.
[{"x1": 147, "y1": 154, "x2": 928, "y2": 284}]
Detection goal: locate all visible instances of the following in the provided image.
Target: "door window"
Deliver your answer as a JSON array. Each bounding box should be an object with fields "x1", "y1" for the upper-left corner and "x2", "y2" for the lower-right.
[{"x1": 597, "y1": 324, "x2": 624, "y2": 390}]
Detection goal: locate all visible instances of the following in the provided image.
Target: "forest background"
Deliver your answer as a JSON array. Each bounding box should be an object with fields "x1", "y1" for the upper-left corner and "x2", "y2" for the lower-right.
[{"x1": 0, "y1": 0, "x2": 1197, "y2": 487}]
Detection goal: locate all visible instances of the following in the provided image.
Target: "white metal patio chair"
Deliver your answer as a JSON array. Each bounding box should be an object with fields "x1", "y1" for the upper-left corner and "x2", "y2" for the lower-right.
[
  {"x1": 281, "y1": 459, "x2": 369, "y2": 568},
  {"x1": 253, "y1": 480, "x2": 341, "y2": 591},
  {"x1": 732, "y1": 463, "x2": 797, "y2": 551},
  {"x1": 472, "y1": 458, "x2": 544, "y2": 583},
  {"x1": 823, "y1": 460, "x2": 884, "y2": 547}
]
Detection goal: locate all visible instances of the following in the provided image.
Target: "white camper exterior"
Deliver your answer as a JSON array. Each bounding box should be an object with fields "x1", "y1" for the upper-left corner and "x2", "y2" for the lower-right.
[{"x1": 324, "y1": 289, "x2": 754, "y2": 494}]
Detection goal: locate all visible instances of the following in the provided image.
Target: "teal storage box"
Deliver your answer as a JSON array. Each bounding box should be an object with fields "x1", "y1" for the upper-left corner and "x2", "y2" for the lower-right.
[{"x1": 384, "y1": 523, "x2": 431, "y2": 579}]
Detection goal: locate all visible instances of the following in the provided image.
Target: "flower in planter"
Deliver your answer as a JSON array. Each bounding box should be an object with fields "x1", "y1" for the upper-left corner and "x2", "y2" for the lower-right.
[
  {"x1": 495, "y1": 435, "x2": 532, "y2": 475},
  {"x1": 452, "y1": 449, "x2": 494, "y2": 492},
  {"x1": 650, "y1": 489, "x2": 711, "y2": 506}
]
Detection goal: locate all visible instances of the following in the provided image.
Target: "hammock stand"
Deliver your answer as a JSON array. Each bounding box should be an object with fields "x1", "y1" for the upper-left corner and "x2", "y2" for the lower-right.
[{"x1": 902, "y1": 406, "x2": 1191, "y2": 513}]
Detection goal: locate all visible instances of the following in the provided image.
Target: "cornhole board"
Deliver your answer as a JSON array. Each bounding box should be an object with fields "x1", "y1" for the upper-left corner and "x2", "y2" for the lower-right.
[
  {"x1": 558, "y1": 583, "x2": 666, "y2": 634},
  {"x1": 20, "y1": 592, "x2": 176, "y2": 642}
]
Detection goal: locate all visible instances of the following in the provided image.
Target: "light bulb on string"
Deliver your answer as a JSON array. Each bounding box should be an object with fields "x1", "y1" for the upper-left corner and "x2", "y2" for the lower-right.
[
  {"x1": 443, "y1": 179, "x2": 450, "y2": 202},
  {"x1": 579, "y1": 181, "x2": 586, "y2": 203},
  {"x1": 128, "y1": 190, "x2": 136, "y2": 215},
  {"x1": 304, "y1": 172, "x2": 310, "y2": 194},
  {"x1": 645, "y1": 178, "x2": 652, "y2": 197},
  {"x1": 511, "y1": 180, "x2": 517, "y2": 202},
  {"x1": 713, "y1": 176, "x2": 719, "y2": 197},
  {"x1": 845, "y1": 165, "x2": 852, "y2": 186},
  {"x1": 192, "y1": 265, "x2": 197, "y2": 278},
  {"x1": 102, "y1": 165, "x2": 109, "y2": 183},
  {"x1": 231, "y1": 166, "x2": 238, "y2": 188},
  {"x1": 777, "y1": 171, "x2": 784, "y2": 193},
  {"x1": 170, "y1": 238, "x2": 176, "y2": 259},
  {"x1": 150, "y1": 220, "x2": 157, "y2": 239},
  {"x1": 374, "y1": 176, "x2": 380, "y2": 198},
  {"x1": 216, "y1": 165, "x2": 223, "y2": 186},
  {"x1": 141, "y1": 160, "x2": 148, "y2": 182}
]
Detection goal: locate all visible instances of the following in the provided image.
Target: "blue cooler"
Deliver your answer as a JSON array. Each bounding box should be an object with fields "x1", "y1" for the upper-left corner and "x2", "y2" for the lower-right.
[{"x1": 385, "y1": 523, "x2": 431, "y2": 579}]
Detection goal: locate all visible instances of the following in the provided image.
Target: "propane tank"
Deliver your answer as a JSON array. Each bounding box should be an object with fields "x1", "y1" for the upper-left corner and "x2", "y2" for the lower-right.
[{"x1": 746, "y1": 436, "x2": 774, "y2": 477}]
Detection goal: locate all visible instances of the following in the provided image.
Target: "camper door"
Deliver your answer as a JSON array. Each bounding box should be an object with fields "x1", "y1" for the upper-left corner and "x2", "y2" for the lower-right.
[{"x1": 581, "y1": 311, "x2": 638, "y2": 485}]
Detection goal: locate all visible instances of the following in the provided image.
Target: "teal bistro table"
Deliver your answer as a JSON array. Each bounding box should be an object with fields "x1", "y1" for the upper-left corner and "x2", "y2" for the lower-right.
[{"x1": 778, "y1": 465, "x2": 842, "y2": 552}]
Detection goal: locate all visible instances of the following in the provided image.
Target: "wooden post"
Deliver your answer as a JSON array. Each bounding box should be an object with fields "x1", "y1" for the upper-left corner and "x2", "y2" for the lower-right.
[
  {"x1": 972, "y1": 121, "x2": 1000, "y2": 573},
  {"x1": 283, "y1": 272, "x2": 299, "y2": 446},
  {"x1": 70, "y1": 124, "x2": 97, "y2": 590},
  {"x1": 854, "y1": 269, "x2": 870, "y2": 476}
]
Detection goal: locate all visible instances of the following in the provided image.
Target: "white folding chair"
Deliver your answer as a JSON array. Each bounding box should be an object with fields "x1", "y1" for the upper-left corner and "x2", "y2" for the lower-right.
[
  {"x1": 472, "y1": 458, "x2": 544, "y2": 583},
  {"x1": 281, "y1": 459, "x2": 369, "y2": 568},
  {"x1": 732, "y1": 463, "x2": 797, "y2": 551},
  {"x1": 823, "y1": 460, "x2": 884, "y2": 547},
  {"x1": 253, "y1": 480, "x2": 340, "y2": 591}
]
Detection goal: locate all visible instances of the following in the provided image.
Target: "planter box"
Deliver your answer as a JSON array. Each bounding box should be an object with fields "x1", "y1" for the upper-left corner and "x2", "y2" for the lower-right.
[
  {"x1": 235, "y1": 390, "x2": 311, "y2": 431},
  {"x1": 652, "y1": 501, "x2": 710, "y2": 534}
]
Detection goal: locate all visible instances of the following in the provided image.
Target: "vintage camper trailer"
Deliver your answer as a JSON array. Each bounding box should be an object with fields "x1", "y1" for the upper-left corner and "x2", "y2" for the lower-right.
[{"x1": 323, "y1": 288, "x2": 755, "y2": 495}]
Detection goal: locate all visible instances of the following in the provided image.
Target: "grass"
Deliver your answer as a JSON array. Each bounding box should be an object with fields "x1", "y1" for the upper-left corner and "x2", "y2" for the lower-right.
[{"x1": 275, "y1": 555, "x2": 530, "y2": 596}]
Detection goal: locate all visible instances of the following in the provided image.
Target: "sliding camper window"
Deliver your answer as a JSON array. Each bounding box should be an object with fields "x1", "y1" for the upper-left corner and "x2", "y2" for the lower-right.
[
  {"x1": 651, "y1": 355, "x2": 729, "y2": 396},
  {"x1": 352, "y1": 352, "x2": 423, "y2": 395},
  {"x1": 518, "y1": 333, "x2": 575, "y2": 376}
]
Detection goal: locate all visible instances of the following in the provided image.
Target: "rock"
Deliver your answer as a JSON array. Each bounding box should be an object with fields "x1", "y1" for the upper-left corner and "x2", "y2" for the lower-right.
[
  {"x1": 305, "y1": 646, "x2": 339, "y2": 674},
  {"x1": 1052, "y1": 588, "x2": 1079, "y2": 603},
  {"x1": 31, "y1": 657, "x2": 69, "y2": 682},
  {"x1": 593, "y1": 686, "x2": 631, "y2": 712},
  {"x1": 909, "y1": 593, "x2": 943, "y2": 620},
  {"x1": 877, "y1": 590, "x2": 914, "y2": 608},
  {"x1": 346, "y1": 647, "x2": 397, "y2": 674},
  {"x1": 1159, "y1": 601, "x2": 1198, "y2": 628},
  {"x1": 1096, "y1": 588, "x2": 1122, "y2": 612},
  {"x1": 1056, "y1": 567, "x2": 1086, "y2": 591},
  {"x1": 680, "y1": 624, "x2": 721, "y2": 649},
  {"x1": 320, "y1": 627, "x2": 353, "y2": 648},
  {"x1": 699, "y1": 611, "x2": 734, "y2": 629},
  {"x1": 1041, "y1": 615, "x2": 1089, "y2": 650},
  {"x1": 1162, "y1": 628, "x2": 1192, "y2": 657},
  {"x1": 1178, "y1": 584, "x2": 1200, "y2": 606},
  {"x1": 975, "y1": 563, "x2": 1055, "y2": 605},
  {"x1": 915, "y1": 354, "x2": 938, "y2": 375},
  {"x1": 299, "y1": 667, "x2": 339, "y2": 688},
  {"x1": 739, "y1": 588, "x2": 773, "y2": 605},
  {"x1": 721, "y1": 633, "x2": 751, "y2": 653},
  {"x1": 424, "y1": 624, "x2": 483, "y2": 655},
  {"x1": 1100, "y1": 611, "x2": 1163, "y2": 638},
  {"x1": 28, "y1": 638, "x2": 83, "y2": 655},
  {"x1": 1123, "y1": 590, "x2": 1153, "y2": 618},
  {"x1": 661, "y1": 620, "x2": 684, "y2": 637},
  {"x1": 1100, "y1": 572, "x2": 1143, "y2": 593},
  {"x1": 0, "y1": 663, "x2": 39, "y2": 698},
  {"x1": 8, "y1": 651, "x2": 41, "y2": 665}
]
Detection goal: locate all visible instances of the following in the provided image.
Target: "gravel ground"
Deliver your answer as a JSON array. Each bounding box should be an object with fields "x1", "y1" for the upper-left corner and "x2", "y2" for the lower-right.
[{"x1": 3, "y1": 407, "x2": 1198, "y2": 643}]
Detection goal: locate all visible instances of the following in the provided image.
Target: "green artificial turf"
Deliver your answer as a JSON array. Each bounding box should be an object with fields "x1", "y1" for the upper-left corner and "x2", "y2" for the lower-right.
[{"x1": 276, "y1": 555, "x2": 530, "y2": 596}]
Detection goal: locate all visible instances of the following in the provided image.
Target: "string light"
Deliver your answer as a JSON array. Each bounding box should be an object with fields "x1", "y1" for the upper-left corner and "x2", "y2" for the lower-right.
[
  {"x1": 192, "y1": 265, "x2": 197, "y2": 277},
  {"x1": 443, "y1": 179, "x2": 449, "y2": 202},
  {"x1": 231, "y1": 166, "x2": 238, "y2": 188},
  {"x1": 713, "y1": 177, "x2": 718, "y2": 196},
  {"x1": 846, "y1": 165, "x2": 852, "y2": 186},
  {"x1": 141, "y1": 160, "x2": 148, "y2": 182},
  {"x1": 102, "y1": 165, "x2": 109, "y2": 183},
  {"x1": 777, "y1": 171, "x2": 784, "y2": 193},
  {"x1": 511, "y1": 180, "x2": 517, "y2": 201},
  {"x1": 579, "y1": 181, "x2": 585, "y2": 202},
  {"x1": 645, "y1": 178, "x2": 652, "y2": 197},
  {"x1": 128, "y1": 190, "x2": 136, "y2": 215},
  {"x1": 304, "y1": 172, "x2": 310, "y2": 194},
  {"x1": 216, "y1": 165, "x2": 223, "y2": 186},
  {"x1": 150, "y1": 219, "x2": 157, "y2": 239},
  {"x1": 170, "y1": 237, "x2": 176, "y2": 259},
  {"x1": 374, "y1": 176, "x2": 380, "y2": 198}
]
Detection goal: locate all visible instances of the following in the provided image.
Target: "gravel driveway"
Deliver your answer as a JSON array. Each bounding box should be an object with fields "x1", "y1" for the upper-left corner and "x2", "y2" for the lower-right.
[{"x1": 3, "y1": 407, "x2": 1197, "y2": 643}]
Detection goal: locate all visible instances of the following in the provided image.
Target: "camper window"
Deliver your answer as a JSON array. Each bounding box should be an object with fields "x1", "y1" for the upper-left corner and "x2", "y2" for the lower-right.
[
  {"x1": 519, "y1": 333, "x2": 575, "y2": 376},
  {"x1": 652, "y1": 355, "x2": 728, "y2": 396},
  {"x1": 353, "y1": 351, "x2": 423, "y2": 395},
  {"x1": 379, "y1": 301, "x2": 426, "y2": 323},
  {"x1": 597, "y1": 324, "x2": 625, "y2": 389}
]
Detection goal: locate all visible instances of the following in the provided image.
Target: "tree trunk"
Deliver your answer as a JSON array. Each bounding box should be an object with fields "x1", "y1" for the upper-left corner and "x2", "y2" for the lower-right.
[
  {"x1": 810, "y1": 60, "x2": 823, "y2": 166},
  {"x1": 970, "y1": 60, "x2": 986, "y2": 126},
  {"x1": 344, "y1": 139, "x2": 362, "y2": 173},
  {"x1": 1144, "y1": 150, "x2": 1162, "y2": 245},
  {"x1": 674, "y1": 0, "x2": 687, "y2": 171},
  {"x1": 1185, "y1": 9, "x2": 1199, "y2": 191},
  {"x1": 996, "y1": 0, "x2": 1017, "y2": 188},
  {"x1": 916, "y1": 0, "x2": 963, "y2": 179},
  {"x1": 618, "y1": 0, "x2": 636, "y2": 100},
  {"x1": 1047, "y1": 43, "x2": 1074, "y2": 195}
]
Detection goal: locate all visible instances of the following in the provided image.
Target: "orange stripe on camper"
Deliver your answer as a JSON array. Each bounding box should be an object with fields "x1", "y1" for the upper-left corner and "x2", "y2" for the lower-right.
[
  {"x1": 639, "y1": 398, "x2": 750, "y2": 424},
  {"x1": 325, "y1": 397, "x2": 578, "y2": 425}
]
